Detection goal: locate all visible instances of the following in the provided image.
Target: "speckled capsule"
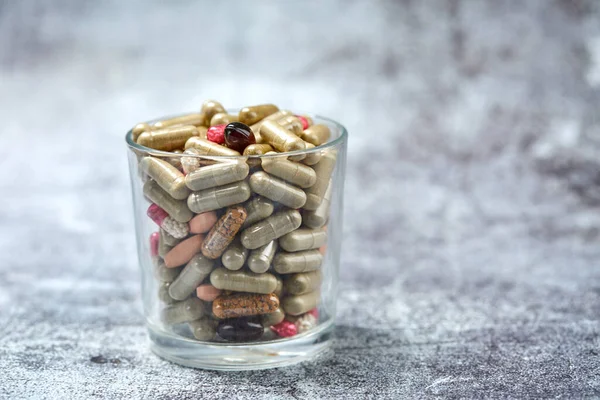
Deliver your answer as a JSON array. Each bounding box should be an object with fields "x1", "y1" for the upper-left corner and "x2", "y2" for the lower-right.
[
  {"x1": 300, "y1": 124, "x2": 331, "y2": 146},
  {"x1": 187, "y1": 181, "x2": 251, "y2": 213},
  {"x1": 240, "y1": 209, "x2": 302, "y2": 250},
  {"x1": 189, "y1": 317, "x2": 218, "y2": 341},
  {"x1": 200, "y1": 100, "x2": 226, "y2": 126},
  {"x1": 153, "y1": 113, "x2": 205, "y2": 129},
  {"x1": 153, "y1": 257, "x2": 182, "y2": 282},
  {"x1": 261, "y1": 306, "x2": 285, "y2": 327},
  {"x1": 217, "y1": 316, "x2": 264, "y2": 342},
  {"x1": 137, "y1": 125, "x2": 198, "y2": 151},
  {"x1": 201, "y1": 205, "x2": 247, "y2": 259},
  {"x1": 284, "y1": 270, "x2": 322, "y2": 295},
  {"x1": 249, "y1": 171, "x2": 307, "y2": 209},
  {"x1": 282, "y1": 291, "x2": 320, "y2": 316},
  {"x1": 210, "y1": 268, "x2": 278, "y2": 294},
  {"x1": 185, "y1": 161, "x2": 249, "y2": 191},
  {"x1": 221, "y1": 238, "x2": 248, "y2": 270},
  {"x1": 161, "y1": 297, "x2": 205, "y2": 325},
  {"x1": 132, "y1": 123, "x2": 151, "y2": 141},
  {"x1": 168, "y1": 254, "x2": 214, "y2": 300},
  {"x1": 140, "y1": 157, "x2": 190, "y2": 200},
  {"x1": 247, "y1": 240, "x2": 278, "y2": 273},
  {"x1": 277, "y1": 115, "x2": 304, "y2": 135},
  {"x1": 243, "y1": 143, "x2": 274, "y2": 156},
  {"x1": 261, "y1": 152, "x2": 317, "y2": 188},
  {"x1": 302, "y1": 143, "x2": 322, "y2": 166},
  {"x1": 242, "y1": 197, "x2": 275, "y2": 228},
  {"x1": 158, "y1": 281, "x2": 177, "y2": 304},
  {"x1": 184, "y1": 137, "x2": 241, "y2": 156},
  {"x1": 279, "y1": 228, "x2": 327, "y2": 252},
  {"x1": 210, "y1": 112, "x2": 239, "y2": 126},
  {"x1": 304, "y1": 151, "x2": 337, "y2": 210},
  {"x1": 303, "y1": 179, "x2": 332, "y2": 228},
  {"x1": 239, "y1": 104, "x2": 279, "y2": 125},
  {"x1": 143, "y1": 180, "x2": 193, "y2": 223},
  {"x1": 259, "y1": 120, "x2": 306, "y2": 153},
  {"x1": 213, "y1": 292, "x2": 279, "y2": 319},
  {"x1": 273, "y1": 250, "x2": 323, "y2": 274}
]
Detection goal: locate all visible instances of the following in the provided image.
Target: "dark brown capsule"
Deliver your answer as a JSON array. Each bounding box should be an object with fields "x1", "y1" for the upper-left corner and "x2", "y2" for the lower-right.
[
  {"x1": 217, "y1": 317, "x2": 264, "y2": 342},
  {"x1": 225, "y1": 122, "x2": 256, "y2": 153}
]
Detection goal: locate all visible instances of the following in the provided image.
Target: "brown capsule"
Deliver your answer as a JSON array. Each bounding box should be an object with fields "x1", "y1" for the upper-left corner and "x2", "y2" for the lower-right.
[
  {"x1": 213, "y1": 292, "x2": 279, "y2": 319},
  {"x1": 210, "y1": 112, "x2": 239, "y2": 126},
  {"x1": 239, "y1": 104, "x2": 279, "y2": 125},
  {"x1": 259, "y1": 120, "x2": 306, "y2": 153},
  {"x1": 300, "y1": 124, "x2": 331, "y2": 146},
  {"x1": 201, "y1": 205, "x2": 248, "y2": 259},
  {"x1": 304, "y1": 150, "x2": 337, "y2": 210},
  {"x1": 261, "y1": 152, "x2": 317, "y2": 188},
  {"x1": 184, "y1": 137, "x2": 241, "y2": 156},
  {"x1": 137, "y1": 125, "x2": 198, "y2": 151},
  {"x1": 200, "y1": 100, "x2": 226, "y2": 126},
  {"x1": 153, "y1": 113, "x2": 205, "y2": 129},
  {"x1": 132, "y1": 123, "x2": 151, "y2": 141},
  {"x1": 277, "y1": 115, "x2": 304, "y2": 135},
  {"x1": 243, "y1": 143, "x2": 274, "y2": 156},
  {"x1": 140, "y1": 157, "x2": 190, "y2": 200}
]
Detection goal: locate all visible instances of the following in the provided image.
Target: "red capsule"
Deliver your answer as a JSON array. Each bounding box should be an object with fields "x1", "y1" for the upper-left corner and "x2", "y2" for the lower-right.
[
  {"x1": 150, "y1": 232, "x2": 159, "y2": 257},
  {"x1": 207, "y1": 124, "x2": 226, "y2": 144},
  {"x1": 224, "y1": 122, "x2": 256, "y2": 153},
  {"x1": 271, "y1": 320, "x2": 297, "y2": 337},
  {"x1": 296, "y1": 115, "x2": 310, "y2": 130}
]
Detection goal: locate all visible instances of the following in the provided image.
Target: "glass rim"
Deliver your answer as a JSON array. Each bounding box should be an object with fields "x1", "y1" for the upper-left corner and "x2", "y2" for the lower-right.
[{"x1": 125, "y1": 112, "x2": 348, "y2": 159}]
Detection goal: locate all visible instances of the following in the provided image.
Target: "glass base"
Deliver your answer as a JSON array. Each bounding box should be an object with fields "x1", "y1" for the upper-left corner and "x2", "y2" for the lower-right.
[{"x1": 148, "y1": 320, "x2": 334, "y2": 371}]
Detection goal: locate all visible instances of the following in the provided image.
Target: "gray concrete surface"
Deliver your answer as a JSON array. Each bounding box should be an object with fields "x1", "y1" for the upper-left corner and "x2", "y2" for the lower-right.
[{"x1": 1, "y1": 0, "x2": 600, "y2": 398}]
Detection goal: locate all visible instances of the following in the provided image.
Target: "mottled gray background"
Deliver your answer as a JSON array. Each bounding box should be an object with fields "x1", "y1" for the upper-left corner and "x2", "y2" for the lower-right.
[{"x1": 1, "y1": 0, "x2": 600, "y2": 398}]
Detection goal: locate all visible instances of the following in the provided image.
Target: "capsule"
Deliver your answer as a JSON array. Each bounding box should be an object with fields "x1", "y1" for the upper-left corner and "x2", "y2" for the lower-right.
[
  {"x1": 158, "y1": 232, "x2": 174, "y2": 258},
  {"x1": 153, "y1": 257, "x2": 182, "y2": 282},
  {"x1": 300, "y1": 124, "x2": 331, "y2": 146},
  {"x1": 249, "y1": 110, "x2": 293, "y2": 136},
  {"x1": 140, "y1": 157, "x2": 190, "y2": 200},
  {"x1": 184, "y1": 137, "x2": 241, "y2": 156},
  {"x1": 259, "y1": 120, "x2": 306, "y2": 153},
  {"x1": 185, "y1": 161, "x2": 249, "y2": 191},
  {"x1": 277, "y1": 115, "x2": 304, "y2": 135},
  {"x1": 221, "y1": 238, "x2": 248, "y2": 270},
  {"x1": 161, "y1": 297, "x2": 205, "y2": 325},
  {"x1": 240, "y1": 209, "x2": 302, "y2": 250},
  {"x1": 243, "y1": 143, "x2": 274, "y2": 156},
  {"x1": 217, "y1": 316, "x2": 264, "y2": 342},
  {"x1": 302, "y1": 143, "x2": 322, "y2": 165},
  {"x1": 189, "y1": 317, "x2": 218, "y2": 341},
  {"x1": 239, "y1": 104, "x2": 279, "y2": 125},
  {"x1": 188, "y1": 211, "x2": 218, "y2": 234},
  {"x1": 279, "y1": 228, "x2": 327, "y2": 252},
  {"x1": 249, "y1": 171, "x2": 307, "y2": 209},
  {"x1": 164, "y1": 234, "x2": 204, "y2": 268},
  {"x1": 247, "y1": 240, "x2": 278, "y2": 273},
  {"x1": 201, "y1": 205, "x2": 247, "y2": 259},
  {"x1": 213, "y1": 293, "x2": 279, "y2": 319},
  {"x1": 261, "y1": 152, "x2": 317, "y2": 188},
  {"x1": 187, "y1": 181, "x2": 251, "y2": 213},
  {"x1": 200, "y1": 100, "x2": 226, "y2": 126},
  {"x1": 210, "y1": 112, "x2": 239, "y2": 126},
  {"x1": 168, "y1": 254, "x2": 214, "y2": 300},
  {"x1": 282, "y1": 291, "x2": 320, "y2": 316},
  {"x1": 143, "y1": 180, "x2": 193, "y2": 223},
  {"x1": 158, "y1": 281, "x2": 177, "y2": 304},
  {"x1": 261, "y1": 306, "x2": 286, "y2": 327},
  {"x1": 242, "y1": 196, "x2": 275, "y2": 228},
  {"x1": 137, "y1": 125, "x2": 198, "y2": 151},
  {"x1": 181, "y1": 147, "x2": 202, "y2": 174},
  {"x1": 132, "y1": 123, "x2": 151, "y2": 141},
  {"x1": 210, "y1": 268, "x2": 278, "y2": 294},
  {"x1": 153, "y1": 113, "x2": 205, "y2": 129},
  {"x1": 274, "y1": 274, "x2": 283, "y2": 297},
  {"x1": 273, "y1": 250, "x2": 323, "y2": 274},
  {"x1": 196, "y1": 284, "x2": 222, "y2": 302},
  {"x1": 303, "y1": 179, "x2": 332, "y2": 228},
  {"x1": 304, "y1": 151, "x2": 337, "y2": 210},
  {"x1": 284, "y1": 270, "x2": 322, "y2": 295}
]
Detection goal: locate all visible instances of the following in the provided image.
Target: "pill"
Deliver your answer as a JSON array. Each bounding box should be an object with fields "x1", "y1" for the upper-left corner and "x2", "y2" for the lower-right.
[
  {"x1": 300, "y1": 124, "x2": 331, "y2": 146},
  {"x1": 295, "y1": 311, "x2": 318, "y2": 333},
  {"x1": 224, "y1": 122, "x2": 256, "y2": 153},
  {"x1": 242, "y1": 196, "x2": 275, "y2": 228},
  {"x1": 158, "y1": 281, "x2": 177, "y2": 305},
  {"x1": 277, "y1": 115, "x2": 304, "y2": 135},
  {"x1": 189, "y1": 317, "x2": 218, "y2": 341},
  {"x1": 282, "y1": 291, "x2": 320, "y2": 316},
  {"x1": 271, "y1": 320, "x2": 297, "y2": 337},
  {"x1": 261, "y1": 306, "x2": 285, "y2": 327},
  {"x1": 274, "y1": 274, "x2": 283, "y2": 297},
  {"x1": 283, "y1": 270, "x2": 322, "y2": 295},
  {"x1": 153, "y1": 113, "x2": 205, "y2": 129},
  {"x1": 168, "y1": 254, "x2": 214, "y2": 300},
  {"x1": 217, "y1": 316, "x2": 264, "y2": 342},
  {"x1": 249, "y1": 110, "x2": 293, "y2": 136},
  {"x1": 284, "y1": 307, "x2": 319, "y2": 323},
  {"x1": 158, "y1": 233, "x2": 174, "y2": 258},
  {"x1": 206, "y1": 124, "x2": 226, "y2": 144},
  {"x1": 210, "y1": 112, "x2": 239, "y2": 126},
  {"x1": 247, "y1": 240, "x2": 278, "y2": 273},
  {"x1": 137, "y1": 125, "x2": 198, "y2": 151},
  {"x1": 213, "y1": 292, "x2": 279, "y2": 319},
  {"x1": 201, "y1": 205, "x2": 247, "y2": 259},
  {"x1": 302, "y1": 143, "x2": 322, "y2": 166},
  {"x1": 304, "y1": 151, "x2": 337, "y2": 210},
  {"x1": 249, "y1": 171, "x2": 307, "y2": 209},
  {"x1": 200, "y1": 100, "x2": 226, "y2": 126},
  {"x1": 132, "y1": 123, "x2": 151, "y2": 141},
  {"x1": 181, "y1": 148, "x2": 202, "y2": 174},
  {"x1": 160, "y1": 228, "x2": 181, "y2": 247},
  {"x1": 261, "y1": 152, "x2": 317, "y2": 188},
  {"x1": 147, "y1": 204, "x2": 189, "y2": 238},
  {"x1": 240, "y1": 209, "x2": 302, "y2": 250},
  {"x1": 296, "y1": 115, "x2": 311, "y2": 130},
  {"x1": 221, "y1": 238, "x2": 248, "y2": 270},
  {"x1": 210, "y1": 268, "x2": 278, "y2": 294},
  {"x1": 184, "y1": 137, "x2": 241, "y2": 157},
  {"x1": 279, "y1": 228, "x2": 327, "y2": 252},
  {"x1": 239, "y1": 104, "x2": 279, "y2": 125},
  {"x1": 187, "y1": 181, "x2": 251, "y2": 214},
  {"x1": 150, "y1": 232, "x2": 159, "y2": 257},
  {"x1": 273, "y1": 250, "x2": 323, "y2": 274},
  {"x1": 161, "y1": 297, "x2": 205, "y2": 325},
  {"x1": 164, "y1": 234, "x2": 204, "y2": 268},
  {"x1": 243, "y1": 143, "x2": 274, "y2": 156},
  {"x1": 259, "y1": 120, "x2": 306, "y2": 153},
  {"x1": 188, "y1": 211, "x2": 218, "y2": 234},
  {"x1": 141, "y1": 157, "x2": 189, "y2": 199},
  {"x1": 153, "y1": 257, "x2": 182, "y2": 282},
  {"x1": 196, "y1": 284, "x2": 222, "y2": 302},
  {"x1": 302, "y1": 179, "x2": 332, "y2": 228},
  {"x1": 143, "y1": 180, "x2": 193, "y2": 223},
  {"x1": 185, "y1": 161, "x2": 249, "y2": 191}
]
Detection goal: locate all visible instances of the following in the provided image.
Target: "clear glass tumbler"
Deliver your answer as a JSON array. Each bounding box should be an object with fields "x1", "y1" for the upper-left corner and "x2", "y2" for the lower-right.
[{"x1": 126, "y1": 113, "x2": 347, "y2": 370}]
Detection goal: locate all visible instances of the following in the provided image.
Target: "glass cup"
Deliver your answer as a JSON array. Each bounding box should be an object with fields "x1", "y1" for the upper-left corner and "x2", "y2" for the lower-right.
[{"x1": 125, "y1": 113, "x2": 347, "y2": 370}]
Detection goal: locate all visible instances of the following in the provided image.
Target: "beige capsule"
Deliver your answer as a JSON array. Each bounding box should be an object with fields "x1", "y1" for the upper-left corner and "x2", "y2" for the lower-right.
[
  {"x1": 221, "y1": 238, "x2": 248, "y2": 271},
  {"x1": 300, "y1": 115, "x2": 314, "y2": 127},
  {"x1": 277, "y1": 115, "x2": 304, "y2": 135},
  {"x1": 302, "y1": 143, "x2": 322, "y2": 166},
  {"x1": 153, "y1": 113, "x2": 205, "y2": 129},
  {"x1": 158, "y1": 233, "x2": 174, "y2": 258},
  {"x1": 243, "y1": 143, "x2": 274, "y2": 156},
  {"x1": 140, "y1": 157, "x2": 190, "y2": 200},
  {"x1": 300, "y1": 124, "x2": 331, "y2": 146},
  {"x1": 161, "y1": 297, "x2": 205, "y2": 325},
  {"x1": 185, "y1": 161, "x2": 249, "y2": 191},
  {"x1": 210, "y1": 112, "x2": 239, "y2": 126},
  {"x1": 303, "y1": 179, "x2": 332, "y2": 228},
  {"x1": 239, "y1": 104, "x2": 279, "y2": 125},
  {"x1": 260, "y1": 120, "x2": 306, "y2": 153},
  {"x1": 273, "y1": 250, "x2": 323, "y2": 274},
  {"x1": 210, "y1": 268, "x2": 278, "y2": 294},
  {"x1": 132, "y1": 123, "x2": 151, "y2": 141},
  {"x1": 279, "y1": 228, "x2": 327, "y2": 252},
  {"x1": 137, "y1": 125, "x2": 198, "y2": 152},
  {"x1": 261, "y1": 306, "x2": 285, "y2": 327},
  {"x1": 284, "y1": 270, "x2": 322, "y2": 295},
  {"x1": 160, "y1": 228, "x2": 180, "y2": 247},
  {"x1": 247, "y1": 240, "x2": 278, "y2": 273},
  {"x1": 184, "y1": 137, "x2": 241, "y2": 156},
  {"x1": 249, "y1": 171, "x2": 307, "y2": 209},
  {"x1": 261, "y1": 152, "x2": 317, "y2": 188},
  {"x1": 168, "y1": 254, "x2": 214, "y2": 301},
  {"x1": 242, "y1": 196, "x2": 275, "y2": 228},
  {"x1": 187, "y1": 181, "x2": 251, "y2": 213},
  {"x1": 153, "y1": 257, "x2": 182, "y2": 282},
  {"x1": 189, "y1": 317, "x2": 218, "y2": 341},
  {"x1": 181, "y1": 148, "x2": 202, "y2": 174},
  {"x1": 240, "y1": 209, "x2": 302, "y2": 250},
  {"x1": 143, "y1": 180, "x2": 193, "y2": 223},
  {"x1": 250, "y1": 110, "x2": 293, "y2": 134},
  {"x1": 200, "y1": 100, "x2": 226, "y2": 126},
  {"x1": 274, "y1": 274, "x2": 283, "y2": 297},
  {"x1": 304, "y1": 151, "x2": 337, "y2": 210},
  {"x1": 282, "y1": 291, "x2": 320, "y2": 316},
  {"x1": 158, "y1": 281, "x2": 177, "y2": 305}
]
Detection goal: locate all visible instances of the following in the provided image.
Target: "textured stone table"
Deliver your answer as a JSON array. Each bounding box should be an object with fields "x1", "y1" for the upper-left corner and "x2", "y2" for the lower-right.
[{"x1": 1, "y1": 1, "x2": 599, "y2": 398}]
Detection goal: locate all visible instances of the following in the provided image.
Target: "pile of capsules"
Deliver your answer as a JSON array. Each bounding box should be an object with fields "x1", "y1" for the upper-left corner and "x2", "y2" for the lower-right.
[{"x1": 132, "y1": 101, "x2": 335, "y2": 342}]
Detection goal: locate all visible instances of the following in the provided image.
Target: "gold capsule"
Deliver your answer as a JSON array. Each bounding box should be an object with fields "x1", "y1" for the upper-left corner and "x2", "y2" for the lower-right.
[
  {"x1": 250, "y1": 110, "x2": 293, "y2": 142},
  {"x1": 259, "y1": 120, "x2": 306, "y2": 153},
  {"x1": 247, "y1": 240, "x2": 278, "y2": 273},
  {"x1": 304, "y1": 151, "x2": 337, "y2": 210},
  {"x1": 187, "y1": 181, "x2": 251, "y2": 213},
  {"x1": 210, "y1": 268, "x2": 278, "y2": 294},
  {"x1": 221, "y1": 237, "x2": 248, "y2": 271},
  {"x1": 168, "y1": 254, "x2": 214, "y2": 301},
  {"x1": 200, "y1": 100, "x2": 226, "y2": 126},
  {"x1": 137, "y1": 125, "x2": 198, "y2": 151},
  {"x1": 303, "y1": 179, "x2": 332, "y2": 228},
  {"x1": 185, "y1": 161, "x2": 249, "y2": 191},
  {"x1": 189, "y1": 317, "x2": 218, "y2": 341},
  {"x1": 239, "y1": 104, "x2": 279, "y2": 125},
  {"x1": 242, "y1": 196, "x2": 275, "y2": 228},
  {"x1": 132, "y1": 123, "x2": 151, "y2": 141},
  {"x1": 282, "y1": 291, "x2": 320, "y2": 316},
  {"x1": 284, "y1": 270, "x2": 322, "y2": 295},
  {"x1": 300, "y1": 124, "x2": 331, "y2": 146},
  {"x1": 161, "y1": 297, "x2": 205, "y2": 325},
  {"x1": 261, "y1": 152, "x2": 317, "y2": 188},
  {"x1": 279, "y1": 228, "x2": 327, "y2": 252},
  {"x1": 201, "y1": 205, "x2": 247, "y2": 259},
  {"x1": 143, "y1": 180, "x2": 193, "y2": 223},
  {"x1": 210, "y1": 112, "x2": 239, "y2": 126},
  {"x1": 302, "y1": 143, "x2": 322, "y2": 165},
  {"x1": 240, "y1": 209, "x2": 302, "y2": 250},
  {"x1": 261, "y1": 306, "x2": 285, "y2": 327},
  {"x1": 153, "y1": 113, "x2": 205, "y2": 129},
  {"x1": 184, "y1": 137, "x2": 241, "y2": 156},
  {"x1": 277, "y1": 115, "x2": 304, "y2": 135},
  {"x1": 273, "y1": 250, "x2": 323, "y2": 274},
  {"x1": 249, "y1": 171, "x2": 307, "y2": 209},
  {"x1": 212, "y1": 292, "x2": 279, "y2": 319},
  {"x1": 140, "y1": 157, "x2": 190, "y2": 200},
  {"x1": 243, "y1": 143, "x2": 274, "y2": 156}
]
